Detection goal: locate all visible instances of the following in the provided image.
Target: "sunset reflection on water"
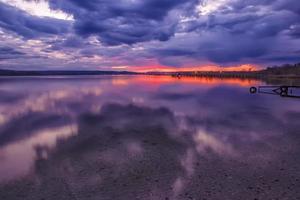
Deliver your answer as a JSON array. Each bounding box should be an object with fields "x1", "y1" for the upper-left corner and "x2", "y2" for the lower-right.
[
  {"x1": 113, "y1": 75, "x2": 260, "y2": 87},
  {"x1": 0, "y1": 75, "x2": 299, "y2": 200}
]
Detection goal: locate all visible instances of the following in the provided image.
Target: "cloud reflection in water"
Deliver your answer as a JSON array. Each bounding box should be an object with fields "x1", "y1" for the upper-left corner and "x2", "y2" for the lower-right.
[{"x1": 0, "y1": 76, "x2": 299, "y2": 199}]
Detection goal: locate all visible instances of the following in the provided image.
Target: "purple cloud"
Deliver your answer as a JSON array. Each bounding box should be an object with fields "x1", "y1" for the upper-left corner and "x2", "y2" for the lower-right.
[{"x1": 0, "y1": 0, "x2": 299, "y2": 70}]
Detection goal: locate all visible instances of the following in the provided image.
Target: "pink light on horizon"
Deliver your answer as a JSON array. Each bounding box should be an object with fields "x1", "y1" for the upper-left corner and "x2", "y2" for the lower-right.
[{"x1": 126, "y1": 64, "x2": 260, "y2": 73}]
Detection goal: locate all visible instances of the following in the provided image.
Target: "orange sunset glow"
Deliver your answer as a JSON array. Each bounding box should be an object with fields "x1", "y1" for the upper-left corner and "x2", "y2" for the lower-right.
[
  {"x1": 112, "y1": 75, "x2": 261, "y2": 87},
  {"x1": 127, "y1": 64, "x2": 259, "y2": 73}
]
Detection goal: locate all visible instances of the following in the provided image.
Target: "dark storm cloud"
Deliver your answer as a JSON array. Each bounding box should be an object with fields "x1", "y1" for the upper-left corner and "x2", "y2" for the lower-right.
[
  {"x1": 149, "y1": 31, "x2": 271, "y2": 65},
  {"x1": 227, "y1": 0, "x2": 299, "y2": 15},
  {"x1": 0, "y1": 2, "x2": 71, "y2": 39},
  {"x1": 0, "y1": 46, "x2": 24, "y2": 56},
  {"x1": 44, "y1": 35, "x2": 87, "y2": 51},
  {"x1": 0, "y1": 46, "x2": 48, "y2": 61},
  {"x1": 265, "y1": 0, "x2": 300, "y2": 15},
  {"x1": 199, "y1": 11, "x2": 298, "y2": 38},
  {"x1": 264, "y1": 55, "x2": 300, "y2": 63},
  {"x1": 288, "y1": 24, "x2": 300, "y2": 38},
  {"x1": 155, "y1": 49, "x2": 197, "y2": 57},
  {"x1": 48, "y1": 0, "x2": 197, "y2": 45},
  {"x1": 0, "y1": 46, "x2": 25, "y2": 60},
  {"x1": 148, "y1": 0, "x2": 300, "y2": 65},
  {"x1": 201, "y1": 34, "x2": 270, "y2": 63}
]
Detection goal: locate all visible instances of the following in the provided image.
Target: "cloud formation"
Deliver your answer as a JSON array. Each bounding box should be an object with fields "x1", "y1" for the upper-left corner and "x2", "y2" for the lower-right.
[
  {"x1": 0, "y1": 2, "x2": 71, "y2": 39},
  {"x1": 0, "y1": 46, "x2": 25, "y2": 60},
  {"x1": 0, "y1": 0, "x2": 299, "y2": 70},
  {"x1": 47, "y1": 0, "x2": 197, "y2": 46}
]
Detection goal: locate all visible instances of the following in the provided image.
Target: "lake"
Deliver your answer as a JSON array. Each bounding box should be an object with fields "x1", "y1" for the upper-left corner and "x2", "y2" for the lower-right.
[{"x1": 0, "y1": 75, "x2": 299, "y2": 200}]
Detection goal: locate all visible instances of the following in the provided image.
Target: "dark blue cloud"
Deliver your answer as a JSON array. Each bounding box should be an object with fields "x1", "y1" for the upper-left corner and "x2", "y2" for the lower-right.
[
  {"x1": 0, "y1": 2, "x2": 71, "y2": 39},
  {"x1": 148, "y1": 0, "x2": 300, "y2": 65},
  {"x1": 0, "y1": 46, "x2": 25, "y2": 60},
  {"x1": 49, "y1": 0, "x2": 193, "y2": 20},
  {"x1": 48, "y1": 0, "x2": 197, "y2": 45},
  {"x1": 149, "y1": 31, "x2": 271, "y2": 65},
  {"x1": 45, "y1": 36, "x2": 87, "y2": 51},
  {"x1": 288, "y1": 24, "x2": 300, "y2": 38}
]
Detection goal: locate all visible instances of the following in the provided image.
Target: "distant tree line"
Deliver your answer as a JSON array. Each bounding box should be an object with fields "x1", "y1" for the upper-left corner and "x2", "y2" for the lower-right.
[
  {"x1": 0, "y1": 69, "x2": 138, "y2": 76},
  {"x1": 263, "y1": 63, "x2": 300, "y2": 75},
  {"x1": 166, "y1": 63, "x2": 300, "y2": 79}
]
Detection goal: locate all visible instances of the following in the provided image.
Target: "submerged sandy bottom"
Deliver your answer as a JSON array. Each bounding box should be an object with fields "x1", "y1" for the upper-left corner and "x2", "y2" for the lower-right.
[{"x1": 1, "y1": 103, "x2": 300, "y2": 200}]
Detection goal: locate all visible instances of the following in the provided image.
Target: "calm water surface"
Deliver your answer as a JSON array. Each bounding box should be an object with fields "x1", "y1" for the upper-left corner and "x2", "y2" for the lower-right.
[{"x1": 0, "y1": 76, "x2": 299, "y2": 200}]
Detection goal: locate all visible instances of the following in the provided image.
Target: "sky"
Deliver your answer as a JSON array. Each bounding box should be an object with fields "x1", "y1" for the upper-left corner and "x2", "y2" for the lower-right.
[{"x1": 0, "y1": 0, "x2": 299, "y2": 71}]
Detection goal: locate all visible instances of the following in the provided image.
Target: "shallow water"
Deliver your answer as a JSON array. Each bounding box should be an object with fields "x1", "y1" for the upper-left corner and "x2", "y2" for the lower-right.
[{"x1": 0, "y1": 75, "x2": 299, "y2": 200}]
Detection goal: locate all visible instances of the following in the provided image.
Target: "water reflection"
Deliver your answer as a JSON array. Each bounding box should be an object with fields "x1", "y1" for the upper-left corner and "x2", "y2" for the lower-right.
[
  {"x1": 0, "y1": 124, "x2": 76, "y2": 182},
  {"x1": 0, "y1": 76, "x2": 300, "y2": 199}
]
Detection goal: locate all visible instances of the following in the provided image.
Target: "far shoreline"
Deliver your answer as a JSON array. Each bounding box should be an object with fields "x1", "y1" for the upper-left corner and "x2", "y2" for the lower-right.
[{"x1": 0, "y1": 63, "x2": 299, "y2": 82}]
